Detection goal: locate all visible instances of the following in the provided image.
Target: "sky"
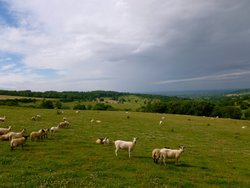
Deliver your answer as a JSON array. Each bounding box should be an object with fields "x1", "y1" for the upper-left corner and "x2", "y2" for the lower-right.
[{"x1": 0, "y1": 0, "x2": 250, "y2": 93}]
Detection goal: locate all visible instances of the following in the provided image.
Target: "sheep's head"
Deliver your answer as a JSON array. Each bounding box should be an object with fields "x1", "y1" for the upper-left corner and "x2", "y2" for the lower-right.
[
  {"x1": 133, "y1": 137, "x2": 137, "y2": 144},
  {"x1": 179, "y1": 145, "x2": 185, "y2": 151}
]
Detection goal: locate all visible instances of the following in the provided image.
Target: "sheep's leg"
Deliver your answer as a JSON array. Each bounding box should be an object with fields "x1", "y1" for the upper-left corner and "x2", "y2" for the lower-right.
[
  {"x1": 163, "y1": 157, "x2": 166, "y2": 165},
  {"x1": 128, "y1": 149, "x2": 131, "y2": 158},
  {"x1": 115, "y1": 148, "x2": 118, "y2": 156}
]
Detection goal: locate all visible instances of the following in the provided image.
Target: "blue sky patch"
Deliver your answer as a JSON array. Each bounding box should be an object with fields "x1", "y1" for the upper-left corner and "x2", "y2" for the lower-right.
[{"x1": 0, "y1": 1, "x2": 19, "y2": 26}]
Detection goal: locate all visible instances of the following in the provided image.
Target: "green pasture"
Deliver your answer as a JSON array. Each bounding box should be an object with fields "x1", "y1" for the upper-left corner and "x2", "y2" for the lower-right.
[{"x1": 0, "y1": 106, "x2": 249, "y2": 187}]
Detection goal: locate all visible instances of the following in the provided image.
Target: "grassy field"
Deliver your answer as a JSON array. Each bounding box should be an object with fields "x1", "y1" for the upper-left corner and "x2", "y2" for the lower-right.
[{"x1": 0, "y1": 106, "x2": 249, "y2": 187}]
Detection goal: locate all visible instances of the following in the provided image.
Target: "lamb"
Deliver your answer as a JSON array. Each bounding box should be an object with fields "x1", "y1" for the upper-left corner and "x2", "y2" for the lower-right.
[
  {"x1": 160, "y1": 145, "x2": 185, "y2": 165},
  {"x1": 0, "y1": 126, "x2": 11, "y2": 135},
  {"x1": 30, "y1": 129, "x2": 45, "y2": 141},
  {"x1": 152, "y1": 148, "x2": 161, "y2": 163},
  {"x1": 9, "y1": 129, "x2": 26, "y2": 140},
  {"x1": 114, "y1": 137, "x2": 137, "y2": 158},
  {"x1": 10, "y1": 136, "x2": 29, "y2": 151}
]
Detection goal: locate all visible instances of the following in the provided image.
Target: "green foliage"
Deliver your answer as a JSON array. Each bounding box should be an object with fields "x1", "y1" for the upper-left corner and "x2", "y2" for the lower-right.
[
  {"x1": 40, "y1": 99, "x2": 54, "y2": 109},
  {"x1": 92, "y1": 103, "x2": 114, "y2": 111},
  {"x1": 73, "y1": 103, "x2": 86, "y2": 110},
  {"x1": 244, "y1": 109, "x2": 250, "y2": 119}
]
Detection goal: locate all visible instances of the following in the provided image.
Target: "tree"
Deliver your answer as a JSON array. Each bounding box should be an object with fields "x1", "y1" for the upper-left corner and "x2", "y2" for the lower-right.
[{"x1": 40, "y1": 99, "x2": 54, "y2": 109}]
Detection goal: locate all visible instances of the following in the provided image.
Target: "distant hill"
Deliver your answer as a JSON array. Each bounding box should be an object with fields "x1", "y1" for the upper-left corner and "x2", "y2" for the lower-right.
[
  {"x1": 147, "y1": 89, "x2": 237, "y2": 97},
  {"x1": 225, "y1": 88, "x2": 250, "y2": 97}
]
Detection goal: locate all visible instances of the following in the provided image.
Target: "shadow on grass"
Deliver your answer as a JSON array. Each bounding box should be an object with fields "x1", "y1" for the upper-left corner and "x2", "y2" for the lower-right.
[{"x1": 162, "y1": 162, "x2": 209, "y2": 170}]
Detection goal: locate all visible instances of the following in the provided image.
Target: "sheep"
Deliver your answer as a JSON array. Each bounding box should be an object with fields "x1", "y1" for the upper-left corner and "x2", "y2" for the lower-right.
[
  {"x1": 152, "y1": 147, "x2": 170, "y2": 163},
  {"x1": 159, "y1": 120, "x2": 163, "y2": 126},
  {"x1": 152, "y1": 148, "x2": 161, "y2": 163},
  {"x1": 40, "y1": 128, "x2": 49, "y2": 139},
  {"x1": 160, "y1": 145, "x2": 185, "y2": 165},
  {"x1": 30, "y1": 129, "x2": 45, "y2": 141},
  {"x1": 95, "y1": 120, "x2": 101, "y2": 123},
  {"x1": 96, "y1": 137, "x2": 110, "y2": 145},
  {"x1": 9, "y1": 129, "x2": 26, "y2": 140},
  {"x1": 0, "y1": 132, "x2": 14, "y2": 141},
  {"x1": 114, "y1": 137, "x2": 137, "y2": 158},
  {"x1": 0, "y1": 126, "x2": 11, "y2": 135},
  {"x1": 58, "y1": 120, "x2": 70, "y2": 128},
  {"x1": 50, "y1": 124, "x2": 60, "y2": 135},
  {"x1": 0, "y1": 116, "x2": 6, "y2": 122},
  {"x1": 31, "y1": 115, "x2": 41, "y2": 121},
  {"x1": 10, "y1": 136, "x2": 29, "y2": 151}
]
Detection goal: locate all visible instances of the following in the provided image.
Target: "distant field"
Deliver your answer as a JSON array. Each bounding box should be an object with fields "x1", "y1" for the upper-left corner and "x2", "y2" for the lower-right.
[
  {"x1": 0, "y1": 106, "x2": 249, "y2": 187},
  {"x1": 0, "y1": 95, "x2": 29, "y2": 99}
]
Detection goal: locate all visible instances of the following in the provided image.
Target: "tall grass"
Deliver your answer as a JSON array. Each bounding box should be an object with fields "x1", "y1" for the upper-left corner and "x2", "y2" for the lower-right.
[{"x1": 0, "y1": 106, "x2": 249, "y2": 187}]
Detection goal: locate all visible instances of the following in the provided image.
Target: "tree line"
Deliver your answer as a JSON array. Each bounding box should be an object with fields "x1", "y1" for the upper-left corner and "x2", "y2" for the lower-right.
[{"x1": 0, "y1": 89, "x2": 250, "y2": 120}]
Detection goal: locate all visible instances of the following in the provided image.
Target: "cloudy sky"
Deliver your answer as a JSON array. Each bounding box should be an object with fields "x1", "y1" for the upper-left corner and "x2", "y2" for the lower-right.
[{"x1": 0, "y1": 0, "x2": 250, "y2": 93}]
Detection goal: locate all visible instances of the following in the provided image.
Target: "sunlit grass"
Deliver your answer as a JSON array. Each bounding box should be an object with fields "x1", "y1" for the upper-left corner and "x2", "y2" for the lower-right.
[{"x1": 0, "y1": 106, "x2": 249, "y2": 187}]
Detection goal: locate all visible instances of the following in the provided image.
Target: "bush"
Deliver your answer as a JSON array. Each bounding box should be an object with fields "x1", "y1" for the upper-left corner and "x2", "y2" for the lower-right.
[
  {"x1": 73, "y1": 103, "x2": 86, "y2": 110},
  {"x1": 40, "y1": 99, "x2": 54, "y2": 109}
]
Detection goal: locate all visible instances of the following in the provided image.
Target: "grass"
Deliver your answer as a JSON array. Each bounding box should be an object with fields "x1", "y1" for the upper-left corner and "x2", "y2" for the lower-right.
[{"x1": 0, "y1": 106, "x2": 250, "y2": 187}]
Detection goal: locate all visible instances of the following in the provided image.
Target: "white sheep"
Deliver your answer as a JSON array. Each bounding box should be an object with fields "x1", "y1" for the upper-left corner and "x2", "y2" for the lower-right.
[
  {"x1": 10, "y1": 136, "x2": 28, "y2": 151},
  {"x1": 160, "y1": 145, "x2": 185, "y2": 165},
  {"x1": 114, "y1": 137, "x2": 137, "y2": 158},
  {"x1": 0, "y1": 116, "x2": 6, "y2": 122},
  {"x1": 0, "y1": 126, "x2": 11, "y2": 135},
  {"x1": 152, "y1": 148, "x2": 161, "y2": 163},
  {"x1": 159, "y1": 120, "x2": 163, "y2": 126},
  {"x1": 9, "y1": 129, "x2": 26, "y2": 140},
  {"x1": 50, "y1": 124, "x2": 60, "y2": 135}
]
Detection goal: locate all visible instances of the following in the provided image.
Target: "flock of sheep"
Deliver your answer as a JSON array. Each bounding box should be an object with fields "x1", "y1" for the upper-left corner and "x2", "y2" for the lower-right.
[
  {"x1": 0, "y1": 115, "x2": 70, "y2": 151},
  {"x1": 0, "y1": 113, "x2": 185, "y2": 165}
]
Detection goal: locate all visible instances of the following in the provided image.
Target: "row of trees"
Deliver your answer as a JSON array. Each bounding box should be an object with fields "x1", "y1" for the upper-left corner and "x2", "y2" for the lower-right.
[
  {"x1": 139, "y1": 100, "x2": 246, "y2": 119},
  {"x1": 0, "y1": 89, "x2": 250, "y2": 120}
]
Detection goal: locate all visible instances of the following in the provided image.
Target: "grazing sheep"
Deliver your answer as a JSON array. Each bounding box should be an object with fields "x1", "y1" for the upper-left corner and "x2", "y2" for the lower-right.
[
  {"x1": 160, "y1": 145, "x2": 185, "y2": 165},
  {"x1": 152, "y1": 148, "x2": 161, "y2": 163},
  {"x1": 31, "y1": 115, "x2": 41, "y2": 121},
  {"x1": 58, "y1": 120, "x2": 70, "y2": 128},
  {"x1": 10, "y1": 136, "x2": 29, "y2": 151},
  {"x1": 9, "y1": 129, "x2": 26, "y2": 140},
  {"x1": 0, "y1": 126, "x2": 11, "y2": 135},
  {"x1": 0, "y1": 116, "x2": 6, "y2": 122},
  {"x1": 114, "y1": 137, "x2": 137, "y2": 158},
  {"x1": 96, "y1": 137, "x2": 110, "y2": 145},
  {"x1": 30, "y1": 129, "x2": 45, "y2": 141},
  {"x1": 95, "y1": 120, "x2": 101, "y2": 123}
]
